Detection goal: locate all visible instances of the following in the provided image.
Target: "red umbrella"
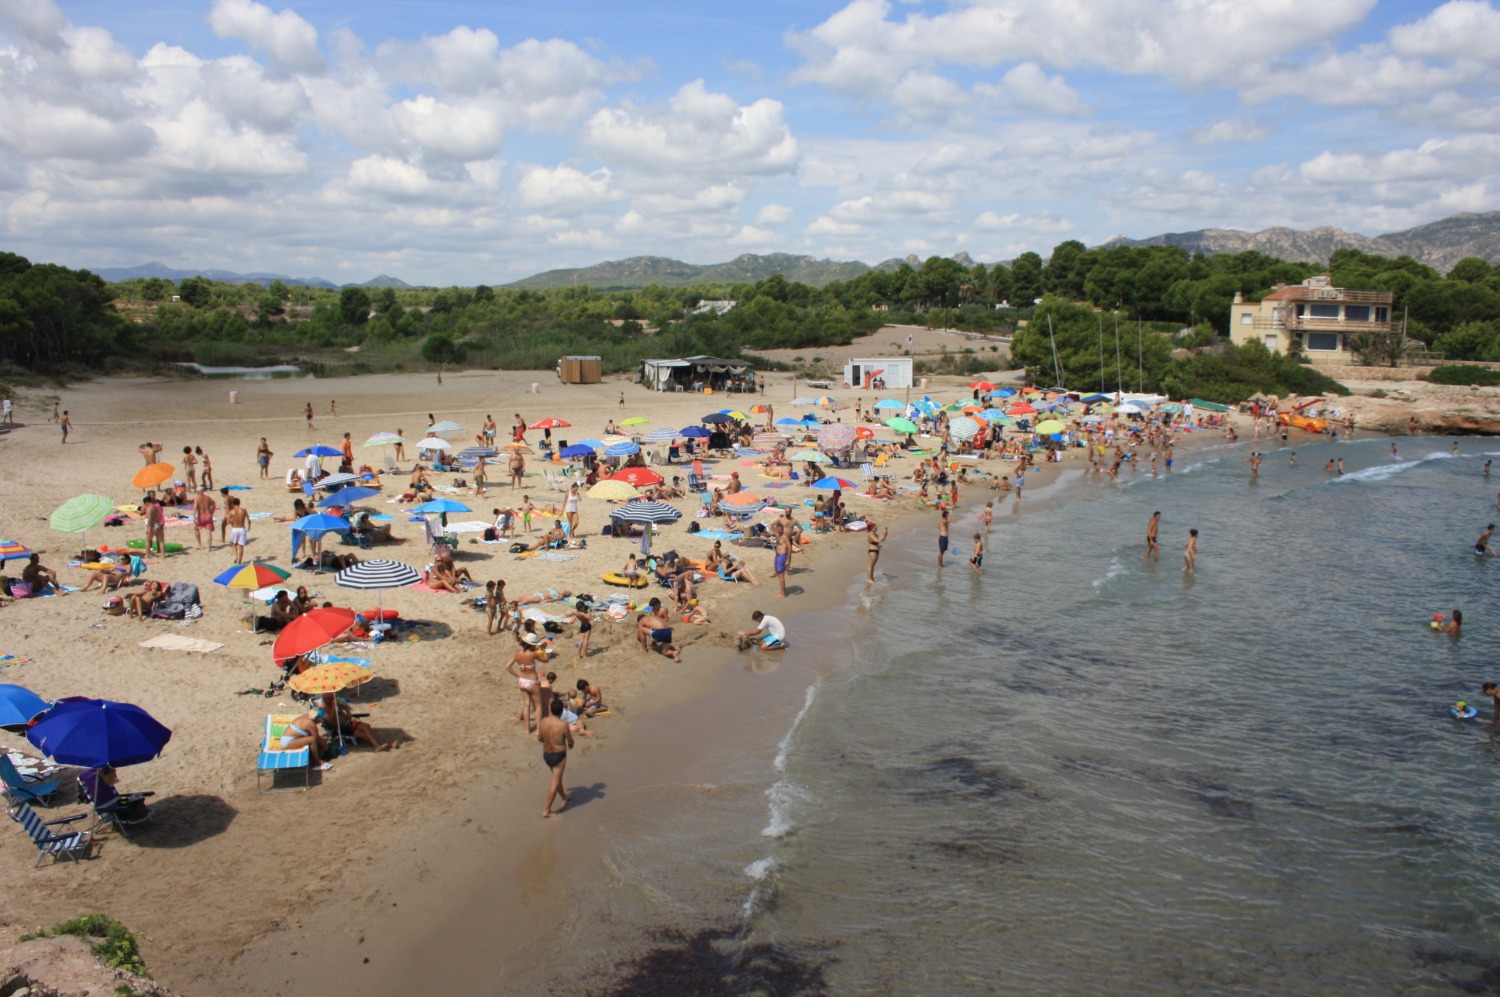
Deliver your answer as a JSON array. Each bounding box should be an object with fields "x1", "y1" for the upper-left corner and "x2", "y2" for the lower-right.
[
  {"x1": 529, "y1": 418, "x2": 571, "y2": 430},
  {"x1": 854, "y1": 426, "x2": 875, "y2": 439},
  {"x1": 970, "y1": 380, "x2": 996, "y2": 391},
  {"x1": 610, "y1": 467, "x2": 663, "y2": 488},
  {"x1": 273, "y1": 607, "x2": 357, "y2": 662},
  {"x1": 1007, "y1": 402, "x2": 1037, "y2": 416}
]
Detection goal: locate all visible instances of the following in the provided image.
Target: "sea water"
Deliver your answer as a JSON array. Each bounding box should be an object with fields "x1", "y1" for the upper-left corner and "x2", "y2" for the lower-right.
[{"x1": 506, "y1": 438, "x2": 1500, "y2": 995}]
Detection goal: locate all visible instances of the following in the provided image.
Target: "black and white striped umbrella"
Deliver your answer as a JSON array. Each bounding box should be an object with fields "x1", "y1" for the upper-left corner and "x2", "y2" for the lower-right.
[
  {"x1": 610, "y1": 500, "x2": 682, "y2": 524},
  {"x1": 334, "y1": 559, "x2": 422, "y2": 590},
  {"x1": 317, "y1": 472, "x2": 358, "y2": 489}
]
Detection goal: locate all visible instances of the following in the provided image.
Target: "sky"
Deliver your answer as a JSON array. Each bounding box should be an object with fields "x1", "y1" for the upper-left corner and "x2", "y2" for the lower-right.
[{"x1": 1, "y1": 0, "x2": 1498, "y2": 286}]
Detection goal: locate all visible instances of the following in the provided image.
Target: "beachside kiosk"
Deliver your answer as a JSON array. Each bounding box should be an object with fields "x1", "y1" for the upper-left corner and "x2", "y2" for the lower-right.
[{"x1": 843, "y1": 357, "x2": 913, "y2": 390}]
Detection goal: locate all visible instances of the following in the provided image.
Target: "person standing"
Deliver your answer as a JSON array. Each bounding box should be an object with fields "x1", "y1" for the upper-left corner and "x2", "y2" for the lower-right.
[
  {"x1": 1183, "y1": 528, "x2": 1198, "y2": 575},
  {"x1": 1146, "y1": 511, "x2": 1161, "y2": 561},
  {"x1": 773, "y1": 524, "x2": 792, "y2": 598},
  {"x1": 393, "y1": 429, "x2": 406, "y2": 463},
  {"x1": 181, "y1": 446, "x2": 197, "y2": 490},
  {"x1": 340, "y1": 432, "x2": 354, "y2": 466},
  {"x1": 197, "y1": 446, "x2": 214, "y2": 490},
  {"x1": 969, "y1": 533, "x2": 984, "y2": 574},
  {"x1": 304, "y1": 402, "x2": 315, "y2": 431},
  {"x1": 937, "y1": 506, "x2": 950, "y2": 569},
  {"x1": 512, "y1": 413, "x2": 527, "y2": 444},
  {"x1": 474, "y1": 454, "x2": 489, "y2": 496},
  {"x1": 509, "y1": 448, "x2": 525, "y2": 489},
  {"x1": 59, "y1": 410, "x2": 71, "y2": 443},
  {"x1": 226, "y1": 498, "x2": 250, "y2": 564},
  {"x1": 1, "y1": 395, "x2": 11, "y2": 424},
  {"x1": 192, "y1": 487, "x2": 217, "y2": 550},
  {"x1": 538, "y1": 699, "x2": 574, "y2": 818},
  {"x1": 49, "y1": 401, "x2": 59, "y2": 423},
  {"x1": 329, "y1": 399, "x2": 337, "y2": 417},
  {"x1": 256, "y1": 438, "x2": 273, "y2": 480},
  {"x1": 564, "y1": 483, "x2": 581, "y2": 536},
  {"x1": 144, "y1": 494, "x2": 165, "y2": 555},
  {"x1": 866, "y1": 518, "x2": 888, "y2": 583}
]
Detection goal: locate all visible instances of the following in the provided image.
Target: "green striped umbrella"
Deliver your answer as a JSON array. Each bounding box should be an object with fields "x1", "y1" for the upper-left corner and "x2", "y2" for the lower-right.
[{"x1": 50, "y1": 494, "x2": 114, "y2": 534}]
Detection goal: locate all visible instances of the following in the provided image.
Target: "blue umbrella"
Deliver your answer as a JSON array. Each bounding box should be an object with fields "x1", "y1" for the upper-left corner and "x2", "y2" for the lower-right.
[
  {"x1": 605, "y1": 441, "x2": 640, "y2": 457},
  {"x1": 318, "y1": 486, "x2": 379, "y2": 508},
  {"x1": 680, "y1": 426, "x2": 711, "y2": 439},
  {"x1": 412, "y1": 498, "x2": 472, "y2": 515},
  {"x1": 291, "y1": 513, "x2": 351, "y2": 561},
  {"x1": 773, "y1": 417, "x2": 803, "y2": 426},
  {"x1": 574, "y1": 438, "x2": 605, "y2": 449},
  {"x1": 1081, "y1": 393, "x2": 1109, "y2": 403},
  {"x1": 561, "y1": 444, "x2": 596, "y2": 458},
  {"x1": 26, "y1": 698, "x2": 172, "y2": 767},
  {"x1": 701, "y1": 413, "x2": 731, "y2": 424},
  {"x1": 295, "y1": 445, "x2": 342, "y2": 458},
  {"x1": 0, "y1": 684, "x2": 48, "y2": 731},
  {"x1": 989, "y1": 388, "x2": 1016, "y2": 398},
  {"x1": 873, "y1": 398, "x2": 905, "y2": 410}
]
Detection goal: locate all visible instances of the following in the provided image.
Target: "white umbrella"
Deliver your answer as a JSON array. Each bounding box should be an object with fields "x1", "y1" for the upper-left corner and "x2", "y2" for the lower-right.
[{"x1": 416, "y1": 437, "x2": 451, "y2": 451}]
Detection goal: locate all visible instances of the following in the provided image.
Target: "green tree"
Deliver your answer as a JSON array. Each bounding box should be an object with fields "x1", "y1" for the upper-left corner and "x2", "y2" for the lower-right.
[
  {"x1": 176, "y1": 277, "x2": 213, "y2": 308},
  {"x1": 420, "y1": 332, "x2": 463, "y2": 363},
  {"x1": 1010, "y1": 252, "x2": 1044, "y2": 305},
  {"x1": 1042, "y1": 239, "x2": 1088, "y2": 299},
  {"x1": 339, "y1": 287, "x2": 371, "y2": 326}
]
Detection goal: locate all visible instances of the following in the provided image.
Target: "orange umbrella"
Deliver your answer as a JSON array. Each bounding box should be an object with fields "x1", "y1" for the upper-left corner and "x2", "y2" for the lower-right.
[
  {"x1": 722, "y1": 492, "x2": 764, "y2": 507},
  {"x1": 133, "y1": 463, "x2": 175, "y2": 489},
  {"x1": 288, "y1": 661, "x2": 374, "y2": 696}
]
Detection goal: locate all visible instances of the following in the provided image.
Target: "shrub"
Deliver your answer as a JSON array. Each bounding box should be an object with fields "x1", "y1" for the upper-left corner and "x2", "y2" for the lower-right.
[
  {"x1": 1425, "y1": 365, "x2": 1500, "y2": 386},
  {"x1": 22, "y1": 914, "x2": 150, "y2": 978}
]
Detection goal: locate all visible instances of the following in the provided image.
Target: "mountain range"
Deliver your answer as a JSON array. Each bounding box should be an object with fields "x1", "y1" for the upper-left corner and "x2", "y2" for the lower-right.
[{"x1": 90, "y1": 211, "x2": 1500, "y2": 292}]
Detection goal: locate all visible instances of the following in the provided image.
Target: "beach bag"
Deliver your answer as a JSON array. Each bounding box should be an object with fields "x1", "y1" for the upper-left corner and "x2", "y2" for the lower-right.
[
  {"x1": 687, "y1": 521, "x2": 700, "y2": 533},
  {"x1": 509, "y1": 542, "x2": 527, "y2": 554},
  {"x1": 11, "y1": 582, "x2": 31, "y2": 599},
  {"x1": 103, "y1": 597, "x2": 125, "y2": 616}
]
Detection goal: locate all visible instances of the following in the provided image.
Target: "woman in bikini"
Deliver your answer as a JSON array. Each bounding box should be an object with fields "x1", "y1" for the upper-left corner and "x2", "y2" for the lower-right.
[
  {"x1": 506, "y1": 638, "x2": 544, "y2": 732},
  {"x1": 573, "y1": 600, "x2": 593, "y2": 666},
  {"x1": 280, "y1": 709, "x2": 333, "y2": 769},
  {"x1": 866, "y1": 518, "x2": 888, "y2": 583}
]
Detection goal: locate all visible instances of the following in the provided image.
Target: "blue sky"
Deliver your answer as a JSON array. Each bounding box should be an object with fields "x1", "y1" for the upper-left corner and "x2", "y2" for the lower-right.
[{"x1": 2, "y1": 0, "x2": 1497, "y2": 285}]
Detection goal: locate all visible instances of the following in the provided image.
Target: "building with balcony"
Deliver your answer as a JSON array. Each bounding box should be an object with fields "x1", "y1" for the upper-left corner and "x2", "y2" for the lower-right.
[{"x1": 1229, "y1": 276, "x2": 1397, "y2": 366}]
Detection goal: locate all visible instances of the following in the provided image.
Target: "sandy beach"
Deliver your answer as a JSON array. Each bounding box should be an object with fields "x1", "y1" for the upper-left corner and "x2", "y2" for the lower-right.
[{"x1": 0, "y1": 361, "x2": 1074, "y2": 993}]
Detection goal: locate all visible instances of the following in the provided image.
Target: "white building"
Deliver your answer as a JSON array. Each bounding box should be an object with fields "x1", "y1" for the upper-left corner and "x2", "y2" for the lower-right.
[{"x1": 843, "y1": 357, "x2": 913, "y2": 390}]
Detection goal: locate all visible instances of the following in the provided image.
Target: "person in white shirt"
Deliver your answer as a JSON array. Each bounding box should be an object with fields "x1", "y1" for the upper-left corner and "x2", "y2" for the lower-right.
[{"x1": 737, "y1": 610, "x2": 787, "y2": 651}]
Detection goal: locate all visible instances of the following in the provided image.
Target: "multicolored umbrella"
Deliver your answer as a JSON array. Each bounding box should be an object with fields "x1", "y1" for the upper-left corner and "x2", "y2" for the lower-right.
[
  {"x1": 749, "y1": 405, "x2": 769, "y2": 414},
  {"x1": 364, "y1": 432, "x2": 403, "y2": 447},
  {"x1": 790, "y1": 450, "x2": 828, "y2": 463},
  {"x1": 27, "y1": 699, "x2": 172, "y2": 768},
  {"x1": 430, "y1": 421, "x2": 463, "y2": 434},
  {"x1": 0, "y1": 539, "x2": 31, "y2": 563},
  {"x1": 274, "y1": 608, "x2": 358, "y2": 662},
  {"x1": 288, "y1": 661, "x2": 374, "y2": 696},
  {"x1": 610, "y1": 467, "x2": 663, "y2": 488},
  {"x1": 132, "y1": 463, "x2": 176, "y2": 490},
  {"x1": 50, "y1": 494, "x2": 114, "y2": 535},
  {"x1": 810, "y1": 477, "x2": 858, "y2": 490},
  {"x1": 213, "y1": 561, "x2": 292, "y2": 590},
  {"x1": 818, "y1": 423, "x2": 858, "y2": 452},
  {"x1": 814, "y1": 396, "x2": 840, "y2": 407}
]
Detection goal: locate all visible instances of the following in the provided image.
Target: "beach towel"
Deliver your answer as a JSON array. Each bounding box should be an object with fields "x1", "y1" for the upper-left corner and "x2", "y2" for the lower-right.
[
  {"x1": 692, "y1": 529, "x2": 744, "y2": 540},
  {"x1": 370, "y1": 514, "x2": 396, "y2": 522},
  {"x1": 28, "y1": 585, "x2": 79, "y2": 597},
  {"x1": 138, "y1": 634, "x2": 224, "y2": 653},
  {"x1": 249, "y1": 511, "x2": 273, "y2": 520},
  {"x1": 226, "y1": 485, "x2": 253, "y2": 491},
  {"x1": 520, "y1": 606, "x2": 575, "y2": 625},
  {"x1": 445, "y1": 521, "x2": 493, "y2": 534},
  {"x1": 0, "y1": 654, "x2": 33, "y2": 667}
]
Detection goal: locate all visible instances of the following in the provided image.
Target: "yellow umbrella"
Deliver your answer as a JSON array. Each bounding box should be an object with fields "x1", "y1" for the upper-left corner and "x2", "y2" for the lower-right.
[
  {"x1": 587, "y1": 480, "x2": 640, "y2": 501},
  {"x1": 288, "y1": 662, "x2": 375, "y2": 696}
]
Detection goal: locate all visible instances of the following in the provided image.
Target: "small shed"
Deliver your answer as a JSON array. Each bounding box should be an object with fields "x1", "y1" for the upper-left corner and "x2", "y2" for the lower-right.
[
  {"x1": 843, "y1": 357, "x2": 913, "y2": 390},
  {"x1": 559, "y1": 355, "x2": 602, "y2": 384},
  {"x1": 640, "y1": 356, "x2": 756, "y2": 393}
]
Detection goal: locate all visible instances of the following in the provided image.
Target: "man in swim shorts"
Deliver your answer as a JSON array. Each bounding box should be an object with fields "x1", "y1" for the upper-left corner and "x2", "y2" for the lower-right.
[
  {"x1": 226, "y1": 498, "x2": 250, "y2": 564},
  {"x1": 774, "y1": 526, "x2": 792, "y2": 598},
  {"x1": 192, "y1": 487, "x2": 217, "y2": 550},
  {"x1": 1477, "y1": 524, "x2": 1495, "y2": 556},
  {"x1": 637, "y1": 607, "x2": 681, "y2": 661},
  {"x1": 937, "y1": 506, "x2": 950, "y2": 569},
  {"x1": 1146, "y1": 511, "x2": 1160, "y2": 561},
  {"x1": 537, "y1": 699, "x2": 573, "y2": 817}
]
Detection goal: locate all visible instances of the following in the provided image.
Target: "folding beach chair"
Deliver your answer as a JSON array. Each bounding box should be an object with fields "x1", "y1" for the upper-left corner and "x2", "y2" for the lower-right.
[
  {"x1": 0, "y1": 754, "x2": 63, "y2": 814},
  {"x1": 10, "y1": 800, "x2": 93, "y2": 867},
  {"x1": 257, "y1": 714, "x2": 313, "y2": 793},
  {"x1": 77, "y1": 769, "x2": 154, "y2": 837}
]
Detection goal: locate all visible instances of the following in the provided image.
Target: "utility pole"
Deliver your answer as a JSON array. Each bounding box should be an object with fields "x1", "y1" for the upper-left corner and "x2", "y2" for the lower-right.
[
  {"x1": 1098, "y1": 313, "x2": 1105, "y2": 393},
  {"x1": 1137, "y1": 318, "x2": 1143, "y2": 393},
  {"x1": 1113, "y1": 311, "x2": 1122, "y2": 399},
  {"x1": 1047, "y1": 315, "x2": 1064, "y2": 388}
]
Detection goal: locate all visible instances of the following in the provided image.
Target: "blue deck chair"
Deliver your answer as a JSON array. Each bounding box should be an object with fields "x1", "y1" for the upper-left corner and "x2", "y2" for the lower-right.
[
  {"x1": 0, "y1": 754, "x2": 62, "y2": 814},
  {"x1": 10, "y1": 800, "x2": 93, "y2": 867}
]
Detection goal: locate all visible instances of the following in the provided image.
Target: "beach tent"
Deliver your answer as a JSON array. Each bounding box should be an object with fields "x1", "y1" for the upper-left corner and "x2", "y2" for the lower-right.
[{"x1": 640, "y1": 356, "x2": 755, "y2": 393}]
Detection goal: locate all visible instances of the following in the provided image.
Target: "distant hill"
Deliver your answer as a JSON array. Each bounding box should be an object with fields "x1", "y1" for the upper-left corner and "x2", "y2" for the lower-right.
[
  {"x1": 507, "y1": 252, "x2": 871, "y2": 290},
  {"x1": 88, "y1": 261, "x2": 415, "y2": 289},
  {"x1": 1101, "y1": 211, "x2": 1500, "y2": 272}
]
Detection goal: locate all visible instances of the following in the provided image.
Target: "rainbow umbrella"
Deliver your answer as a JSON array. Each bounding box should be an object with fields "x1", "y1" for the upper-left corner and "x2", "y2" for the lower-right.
[
  {"x1": 0, "y1": 539, "x2": 31, "y2": 563},
  {"x1": 214, "y1": 561, "x2": 292, "y2": 590},
  {"x1": 814, "y1": 396, "x2": 840, "y2": 407},
  {"x1": 810, "y1": 477, "x2": 858, "y2": 490}
]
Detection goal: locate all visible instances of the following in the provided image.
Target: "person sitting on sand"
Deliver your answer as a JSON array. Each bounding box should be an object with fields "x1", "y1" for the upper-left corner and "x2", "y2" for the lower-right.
[
  {"x1": 318, "y1": 693, "x2": 395, "y2": 752},
  {"x1": 427, "y1": 558, "x2": 474, "y2": 593},
  {"x1": 671, "y1": 558, "x2": 697, "y2": 608},
  {"x1": 704, "y1": 541, "x2": 726, "y2": 570},
  {"x1": 128, "y1": 579, "x2": 163, "y2": 619},
  {"x1": 21, "y1": 554, "x2": 63, "y2": 596},
  {"x1": 527, "y1": 520, "x2": 568, "y2": 552},
  {"x1": 683, "y1": 597, "x2": 711, "y2": 624}
]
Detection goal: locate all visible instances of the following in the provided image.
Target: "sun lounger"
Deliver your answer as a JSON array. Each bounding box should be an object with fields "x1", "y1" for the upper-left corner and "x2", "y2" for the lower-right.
[
  {"x1": 257, "y1": 714, "x2": 312, "y2": 793},
  {"x1": 11, "y1": 800, "x2": 93, "y2": 867},
  {"x1": 0, "y1": 754, "x2": 62, "y2": 813}
]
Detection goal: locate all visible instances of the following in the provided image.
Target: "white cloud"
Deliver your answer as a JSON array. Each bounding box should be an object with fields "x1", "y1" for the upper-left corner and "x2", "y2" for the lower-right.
[
  {"x1": 1389, "y1": 0, "x2": 1500, "y2": 61},
  {"x1": 755, "y1": 203, "x2": 794, "y2": 225},
  {"x1": 1189, "y1": 119, "x2": 1269, "y2": 144},
  {"x1": 890, "y1": 70, "x2": 968, "y2": 124},
  {"x1": 208, "y1": 0, "x2": 324, "y2": 74},
  {"x1": 976, "y1": 62, "x2": 1085, "y2": 116},
  {"x1": 515, "y1": 165, "x2": 616, "y2": 211},
  {"x1": 974, "y1": 210, "x2": 1072, "y2": 234},
  {"x1": 390, "y1": 95, "x2": 506, "y2": 162},
  {"x1": 728, "y1": 224, "x2": 777, "y2": 247}
]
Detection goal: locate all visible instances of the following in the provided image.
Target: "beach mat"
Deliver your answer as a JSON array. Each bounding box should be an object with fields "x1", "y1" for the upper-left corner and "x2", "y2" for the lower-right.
[
  {"x1": 138, "y1": 634, "x2": 225, "y2": 653},
  {"x1": 692, "y1": 530, "x2": 743, "y2": 540}
]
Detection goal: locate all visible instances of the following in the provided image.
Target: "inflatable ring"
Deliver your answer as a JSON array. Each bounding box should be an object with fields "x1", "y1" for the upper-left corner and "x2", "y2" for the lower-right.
[
  {"x1": 602, "y1": 571, "x2": 648, "y2": 588},
  {"x1": 1452, "y1": 707, "x2": 1478, "y2": 719},
  {"x1": 126, "y1": 539, "x2": 183, "y2": 553},
  {"x1": 360, "y1": 609, "x2": 400, "y2": 621}
]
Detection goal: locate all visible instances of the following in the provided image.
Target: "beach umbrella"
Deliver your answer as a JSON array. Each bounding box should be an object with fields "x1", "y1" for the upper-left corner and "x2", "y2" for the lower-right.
[
  {"x1": 364, "y1": 432, "x2": 403, "y2": 447},
  {"x1": 645, "y1": 427, "x2": 680, "y2": 443},
  {"x1": 855, "y1": 427, "x2": 875, "y2": 440},
  {"x1": 620, "y1": 416, "x2": 650, "y2": 426},
  {"x1": 722, "y1": 411, "x2": 748, "y2": 421},
  {"x1": 1081, "y1": 393, "x2": 1110, "y2": 403},
  {"x1": 457, "y1": 447, "x2": 498, "y2": 461},
  {"x1": 1117, "y1": 401, "x2": 1148, "y2": 415},
  {"x1": 989, "y1": 388, "x2": 1016, "y2": 398},
  {"x1": 979, "y1": 410, "x2": 1010, "y2": 424},
  {"x1": 334, "y1": 559, "x2": 421, "y2": 617},
  {"x1": 774, "y1": 417, "x2": 804, "y2": 426},
  {"x1": 317, "y1": 472, "x2": 359, "y2": 489},
  {"x1": 290, "y1": 513, "x2": 351, "y2": 563},
  {"x1": 0, "y1": 539, "x2": 31, "y2": 563},
  {"x1": 50, "y1": 494, "x2": 113, "y2": 536},
  {"x1": 132, "y1": 463, "x2": 175, "y2": 490},
  {"x1": 819, "y1": 424, "x2": 857, "y2": 452},
  {"x1": 814, "y1": 396, "x2": 840, "y2": 407},
  {"x1": 949, "y1": 417, "x2": 981, "y2": 441},
  {"x1": 415, "y1": 437, "x2": 451, "y2": 451},
  {"x1": 295, "y1": 445, "x2": 342, "y2": 458},
  {"x1": 970, "y1": 380, "x2": 996, "y2": 391},
  {"x1": 810, "y1": 477, "x2": 858, "y2": 491},
  {"x1": 1080, "y1": 414, "x2": 1105, "y2": 425},
  {"x1": 789, "y1": 397, "x2": 815, "y2": 406},
  {"x1": 701, "y1": 413, "x2": 731, "y2": 424},
  {"x1": 587, "y1": 480, "x2": 640, "y2": 502},
  {"x1": 1006, "y1": 402, "x2": 1036, "y2": 416},
  {"x1": 605, "y1": 441, "x2": 640, "y2": 457},
  {"x1": 750, "y1": 405, "x2": 769, "y2": 414},
  {"x1": 560, "y1": 444, "x2": 596, "y2": 458},
  {"x1": 0, "y1": 684, "x2": 49, "y2": 732},
  {"x1": 27, "y1": 699, "x2": 172, "y2": 768},
  {"x1": 873, "y1": 399, "x2": 904, "y2": 410},
  {"x1": 679, "y1": 426, "x2": 711, "y2": 439},
  {"x1": 500, "y1": 442, "x2": 534, "y2": 454},
  {"x1": 530, "y1": 418, "x2": 571, "y2": 429},
  {"x1": 610, "y1": 467, "x2": 663, "y2": 488},
  {"x1": 752, "y1": 433, "x2": 787, "y2": 448},
  {"x1": 213, "y1": 561, "x2": 292, "y2": 590},
  {"x1": 790, "y1": 450, "x2": 829, "y2": 463},
  {"x1": 430, "y1": 420, "x2": 463, "y2": 434},
  {"x1": 413, "y1": 498, "x2": 472, "y2": 516},
  {"x1": 611, "y1": 500, "x2": 682, "y2": 524},
  {"x1": 721, "y1": 492, "x2": 764, "y2": 507},
  {"x1": 574, "y1": 438, "x2": 605, "y2": 449},
  {"x1": 273, "y1": 608, "x2": 358, "y2": 662},
  {"x1": 289, "y1": 661, "x2": 375, "y2": 697},
  {"x1": 600, "y1": 435, "x2": 630, "y2": 446},
  {"x1": 318, "y1": 486, "x2": 379, "y2": 509},
  {"x1": 884, "y1": 417, "x2": 919, "y2": 434},
  {"x1": 1034, "y1": 420, "x2": 1066, "y2": 435}
]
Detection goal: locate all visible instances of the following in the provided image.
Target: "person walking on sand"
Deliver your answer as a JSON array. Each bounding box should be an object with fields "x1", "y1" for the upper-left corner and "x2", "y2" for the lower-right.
[
  {"x1": 1, "y1": 395, "x2": 11, "y2": 424},
  {"x1": 49, "y1": 401, "x2": 59, "y2": 423},
  {"x1": 304, "y1": 402, "x2": 314, "y2": 432},
  {"x1": 257, "y1": 437, "x2": 273, "y2": 480},
  {"x1": 1183, "y1": 528, "x2": 1198, "y2": 575},
  {"x1": 330, "y1": 399, "x2": 337, "y2": 416},
  {"x1": 1146, "y1": 511, "x2": 1161, "y2": 561},
  {"x1": 192, "y1": 487, "x2": 217, "y2": 550},
  {"x1": 866, "y1": 518, "x2": 888, "y2": 583},
  {"x1": 59, "y1": 410, "x2": 71, "y2": 443},
  {"x1": 937, "y1": 506, "x2": 951, "y2": 569},
  {"x1": 538, "y1": 700, "x2": 573, "y2": 818},
  {"x1": 226, "y1": 498, "x2": 250, "y2": 564}
]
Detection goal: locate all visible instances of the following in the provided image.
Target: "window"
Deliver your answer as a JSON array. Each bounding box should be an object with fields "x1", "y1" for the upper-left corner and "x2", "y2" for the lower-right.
[
  {"x1": 1344, "y1": 305, "x2": 1370, "y2": 322},
  {"x1": 1308, "y1": 304, "x2": 1340, "y2": 319},
  {"x1": 1241, "y1": 313, "x2": 1253, "y2": 325},
  {"x1": 1375, "y1": 306, "x2": 1389, "y2": 323},
  {"x1": 1306, "y1": 332, "x2": 1341, "y2": 351}
]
